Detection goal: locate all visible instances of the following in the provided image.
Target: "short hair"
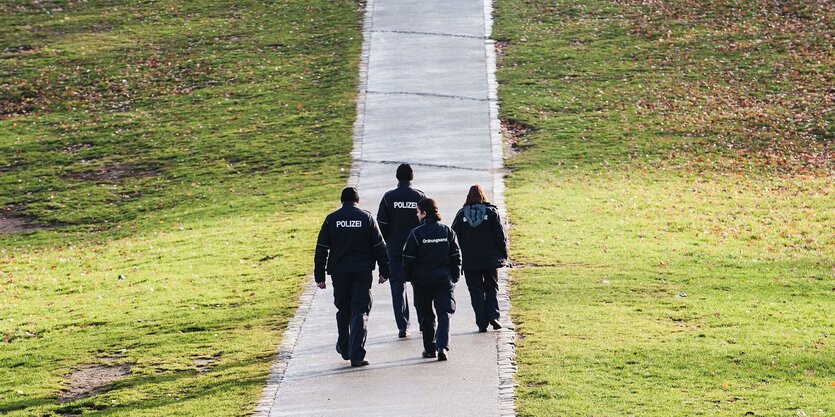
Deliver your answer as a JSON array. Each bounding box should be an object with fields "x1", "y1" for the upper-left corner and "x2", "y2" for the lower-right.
[
  {"x1": 465, "y1": 184, "x2": 489, "y2": 205},
  {"x1": 396, "y1": 163, "x2": 413, "y2": 181},
  {"x1": 340, "y1": 187, "x2": 359, "y2": 203},
  {"x1": 417, "y1": 198, "x2": 441, "y2": 221}
]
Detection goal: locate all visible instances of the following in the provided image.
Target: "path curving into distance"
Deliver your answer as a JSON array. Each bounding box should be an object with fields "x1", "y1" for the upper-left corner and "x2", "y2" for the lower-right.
[{"x1": 255, "y1": 0, "x2": 515, "y2": 415}]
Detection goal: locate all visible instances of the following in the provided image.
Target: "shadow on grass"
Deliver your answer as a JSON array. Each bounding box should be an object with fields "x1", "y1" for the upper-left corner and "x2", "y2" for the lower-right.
[{"x1": 0, "y1": 355, "x2": 274, "y2": 416}]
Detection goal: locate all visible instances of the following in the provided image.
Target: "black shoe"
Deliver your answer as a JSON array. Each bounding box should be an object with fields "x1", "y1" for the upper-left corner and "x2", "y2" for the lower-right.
[
  {"x1": 478, "y1": 327, "x2": 488, "y2": 333},
  {"x1": 350, "y1": 360, "x2": 369, "y2": 367},
  {"x1": 336, "y1": 345, "x2": 349, "y2": 360},
  {"x1": 490, "y1": 320, "x2": 502, "y2": 330},
  {"x1": 398, "y1": 329, "x2": 409, "y2": 338},
  {"x1": 421, "y1": 351, "x2": 436, "y2": 358},
  {"x1": 437, "y1": 349, "x2": 447, "y2": 361}
]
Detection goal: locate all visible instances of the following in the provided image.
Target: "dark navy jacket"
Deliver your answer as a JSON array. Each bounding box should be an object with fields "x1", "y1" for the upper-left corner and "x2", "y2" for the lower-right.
[
  {"x1": 314, "y1": 203, "x2": 390, "y2": 282},
  {"x1": 402, "y1": 218, "x2": 461, "y2": 284},
  {"x1": 451, "y1": 203, "x2": 508, "y2": 271},
  {"x1": 376, "y1": 181, "x2": 425, "y2": 259}
]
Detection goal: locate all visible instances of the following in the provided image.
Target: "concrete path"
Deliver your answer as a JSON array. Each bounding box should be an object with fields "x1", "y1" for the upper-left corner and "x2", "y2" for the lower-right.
[{"x1": 256, "y1": 0, "x2": 514, "y2": 415}]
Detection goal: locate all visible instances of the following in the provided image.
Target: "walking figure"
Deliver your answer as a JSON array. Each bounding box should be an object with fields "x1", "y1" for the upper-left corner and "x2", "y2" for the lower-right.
[
  {"x1": 376, "y1": 163, "x2": 426, "y2": 338},
  {"x1": 451, "y1": 184, "x2": 508, "y2": 332},
  {"x1": 314, "y1": 187, "x2": 390, "y2": 367},
  {"x1": 403, "y1": 198, "x2": 461, "y2": 361}
]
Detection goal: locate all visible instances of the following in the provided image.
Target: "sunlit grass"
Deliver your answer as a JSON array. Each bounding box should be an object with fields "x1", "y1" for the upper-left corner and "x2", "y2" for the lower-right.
[
  {"x1": 1, "y1": 0, "x2": 363, "y2": 415},
  {"x1": 494, "y1": 0, "x2": 835, "y2": 415}
]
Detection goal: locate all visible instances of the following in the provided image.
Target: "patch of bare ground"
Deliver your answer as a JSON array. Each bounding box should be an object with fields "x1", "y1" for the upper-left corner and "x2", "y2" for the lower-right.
[
  {"x1": 0, "y1": 208, "x2": 54, "y2": 234},
  {"x1": 501, "y1": 119, "x2": 533, "y2": 157},
  {"x1": 193, "y1": 355, "x2": 219, "y2": 373},
  {"x1": 62, "y1": 143, "x2": 93, "y2": 153},
  {"x1": 59, "y1": 364, "x2": 131, "y2": 403},
  {"x1": 494, "y1": 40, "x2": 509, "y2": 62},
  {"x1": 65, "y1": 163, "x2": 159, "y2": 182}
]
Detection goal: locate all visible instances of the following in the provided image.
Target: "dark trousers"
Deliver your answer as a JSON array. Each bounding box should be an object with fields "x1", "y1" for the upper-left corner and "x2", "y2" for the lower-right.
[
  {"x1": 412, "y1": 281, "x2": 456, "y2": 352},
  {"x1": 388, "y1": 257, "x2": 410, "y2": 331},
  {"x1": 331, "y1": 271, "x2": 373, "y2": 362},
  {"x1": 464, "y1": 268, "x2": 500, "y2": 329}
]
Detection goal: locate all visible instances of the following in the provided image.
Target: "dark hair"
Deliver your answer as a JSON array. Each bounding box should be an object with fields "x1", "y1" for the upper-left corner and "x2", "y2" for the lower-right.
[
  {"x1": 396, "y1": 163, "x2": 413, "y2": 181},
  {"x1": 464, "y1": 184, "x2": 489, "y2": 205},
  {"x1": 340, "y1": 187, "x2": 359, "y2": 203},
  {"x1": 417, "y1": 198, "x2": 441, "y2": 221}
]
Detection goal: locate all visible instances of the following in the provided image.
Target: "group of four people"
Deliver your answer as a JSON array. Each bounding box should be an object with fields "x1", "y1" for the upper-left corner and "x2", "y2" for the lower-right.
[{"x1": 313, "y1": 164, "x2": 508, "y2": 367}]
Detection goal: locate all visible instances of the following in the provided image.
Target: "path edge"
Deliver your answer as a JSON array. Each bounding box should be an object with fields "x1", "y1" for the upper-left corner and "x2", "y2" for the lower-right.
[
  {"x1": 483, "y1": 0, "x2": 518, "y2": 416},
  {"x1": 251, "y1": 0, "x2": 375, "y2": 414}
]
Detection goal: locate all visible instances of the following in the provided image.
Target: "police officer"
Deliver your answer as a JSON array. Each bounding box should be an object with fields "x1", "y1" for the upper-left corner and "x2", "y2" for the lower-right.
[
  {"x1": 403, "y1": 198, "x2": 461, "y2": 361},
  {"x1": 376, "y1": 164, "x2": 426, "y2": 338},
  {"x1": 451, "y1": 184, "x2": 508, "y2": 332},
  {"x1": 314, "y1": 187, "x2": 390, "y2": 367}
]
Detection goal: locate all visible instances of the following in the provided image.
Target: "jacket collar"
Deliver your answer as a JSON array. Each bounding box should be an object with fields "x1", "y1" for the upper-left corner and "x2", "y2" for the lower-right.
[
  {"x1": 341, "y1": 202, "x2": 358, "y2": 208},
  {"x1": 397, "y1": 180, "x2": 412, "y2": 188}
]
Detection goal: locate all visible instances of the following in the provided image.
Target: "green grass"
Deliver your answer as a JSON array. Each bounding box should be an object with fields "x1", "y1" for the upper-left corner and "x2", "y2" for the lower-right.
[
  {"x1": 1, "y1": 0, "x2": 362, "y2": 415},
  {"x1": 494, "y1": 0, "x2": 834, "y2": 416}
]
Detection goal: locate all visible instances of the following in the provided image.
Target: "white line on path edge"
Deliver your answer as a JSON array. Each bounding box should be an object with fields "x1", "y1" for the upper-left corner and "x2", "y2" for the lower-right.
[{"x1": 253, "y1": 0, "x2": 517, "y2": 415}]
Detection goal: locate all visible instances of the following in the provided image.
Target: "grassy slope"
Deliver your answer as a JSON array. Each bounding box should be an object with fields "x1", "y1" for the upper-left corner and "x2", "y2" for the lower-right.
[
  {"x1": 0, "y1": 0, "x2": 361, "y2": 415},
  {"x1": 493, "y1": 1, "x2": 834, "y2": 416}
]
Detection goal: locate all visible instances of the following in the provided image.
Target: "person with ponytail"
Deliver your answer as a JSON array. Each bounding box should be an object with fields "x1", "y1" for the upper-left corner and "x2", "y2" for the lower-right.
[{"x1": 402, "y1": 198, "x2": 461, "y2": 361}]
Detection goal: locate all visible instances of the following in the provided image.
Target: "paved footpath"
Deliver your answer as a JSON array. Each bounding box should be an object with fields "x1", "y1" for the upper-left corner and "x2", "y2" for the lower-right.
[{"x1": 256, "y1": 0, "x2": 514, "y2": 416}]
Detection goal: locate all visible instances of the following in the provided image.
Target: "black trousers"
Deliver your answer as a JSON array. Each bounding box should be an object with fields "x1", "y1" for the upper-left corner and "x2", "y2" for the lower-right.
[
  {"x1": 412, "y1": 281, "x2": 456, "y2": 352},
  {"x1": 331, "y1": 271, "x2": 373, "y2": 362},
  {"x1": 388, "y1": 257, "x2": 410, "y2": 331},
  {"x1": 464, "y1": 268, "x2": 500, "y2": 329}
]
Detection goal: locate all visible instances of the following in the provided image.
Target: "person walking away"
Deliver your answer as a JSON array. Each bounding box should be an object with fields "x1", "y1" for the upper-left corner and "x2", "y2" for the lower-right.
[
  {"x1": 403, "y1": 198, "x2": 461, "y2": 361},
  {"x1": 314, "y1": 187, "x2": 390, "y2": 367},
  {"x1": 451, "y1": 184, "x2": 508, "y2": 332},
  {"x1": 376, "y1": 163, "x2": 426, "y2": 338}
]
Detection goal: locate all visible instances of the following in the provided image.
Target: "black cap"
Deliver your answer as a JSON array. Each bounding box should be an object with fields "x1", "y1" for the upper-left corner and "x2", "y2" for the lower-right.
[
  {"x1": 340, "y1": 187, "x2": 359, "y2": 203},
  {"x1": 396, "y1": 163, "x2": 413, "y2": 181}
]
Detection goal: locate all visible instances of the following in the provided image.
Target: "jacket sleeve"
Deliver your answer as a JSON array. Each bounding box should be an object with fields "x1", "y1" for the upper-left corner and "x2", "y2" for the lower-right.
[
  {"x1": 376, "y1": 196, "x2": 390, "y2": 239},
  {"x1": 314, "y1": 219, "x2": 330, "y2": 283},
  {"x1": 370, "y1": 216, "x2": 390, "y2": 277},
  {"x1": 450, "y1": 209, "x2": 462, "y2": 233},
  {"x1": 492, "y1": 209, "x2": 509, "y2": 261},
  {"x1": 402, "y1": 229, "x2": 418, "y2": 282},
  {"x1": 448, "y1": 228, "x2": 462, "y2": 282}
]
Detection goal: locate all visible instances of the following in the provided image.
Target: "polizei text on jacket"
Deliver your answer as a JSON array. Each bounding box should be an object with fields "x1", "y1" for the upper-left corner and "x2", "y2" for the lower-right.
[{"x1": 336, "y1": 220, "x2": 363, "y2": 227}]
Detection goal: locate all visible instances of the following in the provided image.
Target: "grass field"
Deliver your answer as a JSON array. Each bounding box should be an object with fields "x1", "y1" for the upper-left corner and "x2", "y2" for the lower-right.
[
  {"x1": 493, "y1": 0, "x2": 834, "y2": 416},
  {"x1": 1, "y1": 0, "x2": 362, "y2": 415}
]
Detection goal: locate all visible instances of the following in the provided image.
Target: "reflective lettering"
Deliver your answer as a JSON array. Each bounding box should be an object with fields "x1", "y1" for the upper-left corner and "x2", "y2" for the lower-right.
[
  {"x1": 422, "y1": 238, "x2": 448, "y2": 244},
  {"x1": 393, "y1": 201, "x2": 418, "y2": 209},
  {"x1": 336, "y1": 220, "x2": 363, "y2": 228}
]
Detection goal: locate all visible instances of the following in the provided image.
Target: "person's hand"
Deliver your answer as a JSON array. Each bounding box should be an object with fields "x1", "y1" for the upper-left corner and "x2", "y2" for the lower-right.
[
  {"x1": 316, "y1": 281, "x2": 327, "y2": 289},
  {"x1": 378, "y1": 275, "x2": 388, "y2": 284}
]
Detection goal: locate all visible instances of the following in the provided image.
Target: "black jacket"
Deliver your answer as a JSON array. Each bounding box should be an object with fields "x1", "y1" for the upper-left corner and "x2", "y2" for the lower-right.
[
  {"x1": 451, "y1": 203, "x2": 508, "y2": 270},
  {"x1": 376, "y1": 181, "x2": 426, "y2": 259},
  {"x1": 402, "y1": 218, "x2": 461, "y2": 284},
  {"x1": 314, "y1": 203, "x2": 390, "y2": 282}
]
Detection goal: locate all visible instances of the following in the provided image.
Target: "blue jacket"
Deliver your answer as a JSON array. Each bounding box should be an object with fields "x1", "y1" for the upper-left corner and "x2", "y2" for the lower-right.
[
  {"x1": 314, "y1": 203, "x2": 390, "y2": 282},
  {"x1": 376, "y1": 181, "x2": 425, "y2": 259},
  {"x1": 451, "y1": 203, "x2": 508, "y2": 270},
  {"x1": 402, "y1": 218, "x2": 461, "y2": 284}
]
